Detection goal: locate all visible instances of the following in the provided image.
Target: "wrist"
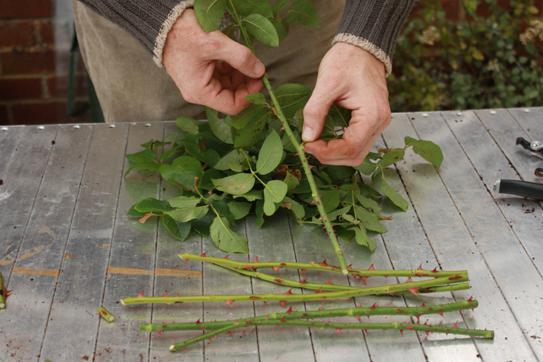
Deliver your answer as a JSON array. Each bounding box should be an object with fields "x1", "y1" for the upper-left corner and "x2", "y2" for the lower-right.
[{"x1": 332, "y1": 34, "x2": 391, "y2": 76}]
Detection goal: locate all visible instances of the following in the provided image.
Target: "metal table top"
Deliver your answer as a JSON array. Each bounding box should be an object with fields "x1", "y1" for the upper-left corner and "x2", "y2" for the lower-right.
[{"x1": 0, "y1": 109, "x2": 542, "y2": 362}]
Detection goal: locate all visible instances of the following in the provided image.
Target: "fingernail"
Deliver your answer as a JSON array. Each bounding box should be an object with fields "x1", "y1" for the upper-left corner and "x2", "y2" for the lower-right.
[
  {"x1": 302, "y1": 126, "x2": 316, "y2": 142},
  {"x1": 254, "y1": 62, "x2": 265, "y2": 76}
]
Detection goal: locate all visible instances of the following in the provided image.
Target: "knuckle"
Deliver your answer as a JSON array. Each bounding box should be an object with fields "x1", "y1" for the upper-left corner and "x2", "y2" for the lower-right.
[{"x1": 202, "y1": 37, "x2": 222, "y2": 55}]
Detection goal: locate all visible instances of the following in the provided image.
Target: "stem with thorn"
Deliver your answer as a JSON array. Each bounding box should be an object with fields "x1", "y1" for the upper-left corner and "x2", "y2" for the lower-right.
[
  {"x1": 141, "y1": 299, "x2": 479, "y2": 332},
  {"x1": 179, "y1": 253, "x2": 468, "y2": 279},
  {"x1": 226, "y1": 0, "x2": 348, "y2": 274},
  {"x1": 121, "y1": 275, "x2": 467, "y2": 305},
  {"x1": 168, "y1": 319, "x2": 493, "y2": 352}
]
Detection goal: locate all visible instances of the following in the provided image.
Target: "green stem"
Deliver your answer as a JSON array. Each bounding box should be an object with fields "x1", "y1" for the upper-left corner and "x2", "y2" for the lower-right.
[
  {"x1": 121, "y1": 275, "x2": 466, "y2": 305},
  {"x1": 178, "y1": 253, "x2": 468, "y2": 279},
  {"x1": 141, "y1": 299, "x2": 478, "y2": 332},
  {"x1": 168, "y1": 318, "x2": 493, "y2": 351}
]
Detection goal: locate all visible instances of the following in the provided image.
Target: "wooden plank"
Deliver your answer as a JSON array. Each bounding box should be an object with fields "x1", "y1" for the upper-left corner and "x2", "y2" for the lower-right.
[
  {"x1": 382, "y1": 113, "x2": 537, "y2": 361},
  {"x1": 94, "y1": 123, "x2": 163, "y2": 361},
  {"x1": 245, "y1": 213, "x2": 315, "y2": 362},
  {"x1": 39, "y1": 124, "x2": 129, "y2": 362},
  {"x1": 508, "y1": 107, "x2": 543, "y2": 145},
  {"x1": 289, "y1": 221, "x2": 370, "y2": 362},
  {"x1": 447, "y1": 110, "x2": 543, "y2": 276},
  {"x1": 356, "y1": 134, "x2": 478, "y2": 362},
  {"x1": 0, "y1": 125, "x2": 57, "y2": 278},
  {"x1": 0, "y1": 125, "x2": 92, "y2": 362},
  {"x1": 149, "y1": 123, "x2": 204, "y2": 362},
  {"x1": 0, "y1": 125, "x2": 25, "y2": 182},
  {"x1": 202, "y1": 221, "x2": 259, "y2": 362}
]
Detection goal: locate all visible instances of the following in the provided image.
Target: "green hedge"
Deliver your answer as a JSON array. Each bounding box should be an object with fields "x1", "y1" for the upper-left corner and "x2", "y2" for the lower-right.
[{"x1": 389, "y1": 0, "x2": 543, "y2": 111}]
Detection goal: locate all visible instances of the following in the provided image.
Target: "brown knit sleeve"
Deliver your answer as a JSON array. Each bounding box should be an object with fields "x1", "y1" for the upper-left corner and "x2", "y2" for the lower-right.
[
  {"x1": 77, "y1": 0, "x2": 193, "y2": 66},
  {"x1": 334, "y1": 0, "x2": 415, "y2": 75}
]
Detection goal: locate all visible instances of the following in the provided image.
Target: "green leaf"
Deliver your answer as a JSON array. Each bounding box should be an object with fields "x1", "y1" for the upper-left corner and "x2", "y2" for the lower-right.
[
  {"x1": 282, "y1": 197, "x2": 305, "y2": 219},
  {"x1": 245, "y1": 92, "x2": 267, "y2": 105},
  {"x1": 133, "y1": 198, "x2": 172, "y2": 214},
  {"x1": 352, "y1": 226, "x2": 376, "y2": 252},
  {"x1": 167, "y1": 195, "x2": 201, "y2": 209},
  {"x1": 284, "y1": 171, "x2": 300, "y2": 192},
  {"x1": 379, "y1": 148, "x2": 406, "y2": 168},
  {"x1": 193, "y1": 214, "x2": 213, "y2": 236},
  {"x1": 324, "y1": 166, "x2": 356, "y2": 183},
  {"x1": 234, "y1": 190, "x2": 263, "y2": 201},
  {"x1": 353, "y1": 205, "x2": 387, "y2": 234},
  {"x1": 194, "y1": 0, "x2": 227, "y2": 32},
  {"x1": 161, "y1": 215, "x2": 191, "y2": 241},
  {"x1": 206, "y1": 108, "x2": 233, "y2": 144},
  {"x1": 243, "y1": 14, "x2": 279, "y2": 47},
  {"x1": 160, "y1": 156, "x2": 203, "y2": 189},
  {"x1": 214, "y1": 149, "x2": 246, "y2": 172},
  {"x1": 255, "y1": 200, "x2": 265, "y2": 227},
  {"x1": 372, "y1": 170, "x2": 409, "y2": 211},
  {"x1": 227, "y1": 201, "x2": 252, "y2": 220},
  {"x1": 127, "y1": 205, "x2": 146, "y2": 218},
  {"x1": 357, "y1": 194, "x2": 382, "y2": 214},
  {"x1": 212, "y1": 173, "x2": 255, "y2": 195},
  {"x1": 356, "y1": 152, "x2": 380, "y2": 175},
  {"x1": 199, "y1": 169, "x2": 225, "y2": 190},
  {"x1": 320, "y1": 189, "x2": 340, "y2": 213},
  {"x1": 285, "y1": 0, "x2": 318, "y2": 26},
  {"x1": 327, "y1": 205, "x2": 352, "y2": 221},
  {"x1": 126, "y1": 150, "x2": 159, "y2": 175},
  {"x1": 232, "y1": 0, "x2": 273, "y2": 17},
  {"x1": 263, "y1": 180, "x2": 288, "y2": 216},
  {"x1": 274, "y1": 83, "x2": 312, "y2": 118},
  {"x1": 165, "y1": 206, "x2": 209, "y2": 223},
  {"x1": 231, "y1": 107, "x2": 269, "y2": 148},
  {"x1": 256, "y1": 130, "x2": 283, "y2": 175},
  {"x1": 210, "y1": 216, "x2": 248, "y2": 253},
  {"x1": 176, "y1": 116, "x2": 199, "y2": 135},
  {"x1": 404, "y1": 136, "x2": 444, "y2": 168}
]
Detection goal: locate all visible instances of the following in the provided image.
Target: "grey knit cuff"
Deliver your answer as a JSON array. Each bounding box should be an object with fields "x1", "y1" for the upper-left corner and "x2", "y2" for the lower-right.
[
  {"x1": 336, "y1": 0, "x2": 415, "y2": 75},
  {"x1": 153, "y1": 0, "x2": 194, "y2": 67}
]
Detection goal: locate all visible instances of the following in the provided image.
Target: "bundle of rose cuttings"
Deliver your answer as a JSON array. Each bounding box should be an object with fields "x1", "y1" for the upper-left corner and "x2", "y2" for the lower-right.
[{"x1": 119, "y1": 253, "x2": 494, "y2": 352}]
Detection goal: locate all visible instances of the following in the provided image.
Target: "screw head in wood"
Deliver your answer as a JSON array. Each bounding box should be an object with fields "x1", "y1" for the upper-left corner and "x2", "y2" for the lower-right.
[
  {"x1": 1, "y1": 127, "x2": 8, "y2": 131},
  {"x1": 456, "y1": 111, "x2": 463, "y2": 116},
  {"x1": 489, "y1": 110, "x2": 496, "y2": 114},
  {"x1": 73, "y1": 125, "x2": 81, "y2": 129},
  {"x1": 109, "y1": 124, "x2": 116, "y2": 128},
  {"x1": 145, "y1": 123, "x2": 151, "y2": 127},
  {"x1": 523, "y1": 108, "x2": 531, "y2": 113},
  {"x1": 422, "y1": 113, "x2": 429, "y2": 117},
  {"x1": 37, "y1": 125, "x2": 45, "y2": 130}
]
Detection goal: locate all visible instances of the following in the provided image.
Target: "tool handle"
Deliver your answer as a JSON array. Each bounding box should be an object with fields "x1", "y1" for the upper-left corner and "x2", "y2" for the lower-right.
[{"x1": 496, "y1": 179, "x2": 543, "y2": 200}]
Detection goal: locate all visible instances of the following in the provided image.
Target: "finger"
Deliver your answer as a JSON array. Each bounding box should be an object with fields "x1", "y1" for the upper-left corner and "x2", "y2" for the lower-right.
[
  {"x1": 201, "y1": 77, "x2": 254, "y2": 115},
  {"x1": 212, "y1": 33, "x2": 265, "y2": 79},
  {"x1": 302, "y1": 77, "x2": 340, "y2": 142}
]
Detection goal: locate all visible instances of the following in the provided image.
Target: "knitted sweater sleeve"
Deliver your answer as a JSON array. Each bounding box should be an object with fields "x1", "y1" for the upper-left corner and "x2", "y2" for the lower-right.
[{"x1": 333, "y1": 0, "x2": 416, "y2": 75}]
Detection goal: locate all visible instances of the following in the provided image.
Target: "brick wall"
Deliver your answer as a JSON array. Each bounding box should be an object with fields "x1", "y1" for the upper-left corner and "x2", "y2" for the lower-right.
[{"x1": 0, "y1": 0, "x2": 90, "y2": 125}]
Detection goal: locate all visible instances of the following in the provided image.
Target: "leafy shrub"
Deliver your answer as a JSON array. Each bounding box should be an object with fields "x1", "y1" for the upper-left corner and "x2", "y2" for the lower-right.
[{"x1": 389, "y1": 0, "x2": 543, "y2": 111}]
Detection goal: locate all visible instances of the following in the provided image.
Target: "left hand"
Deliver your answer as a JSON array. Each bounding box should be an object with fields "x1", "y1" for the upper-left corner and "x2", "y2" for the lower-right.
[{"x1": 302, "y1": 42, "x2": 392, "y2": 166}]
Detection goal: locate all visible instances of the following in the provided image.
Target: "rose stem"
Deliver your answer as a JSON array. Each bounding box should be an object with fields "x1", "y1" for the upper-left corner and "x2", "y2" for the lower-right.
[
  {"x1": 168, "y1": 319, "x2": 494, "y2": 352},
  {"x1": 179, "y1": 253, "x2": 468, "y2": 279},
  {"x1": 120, "y1": 274, "x2": 466, "y2": 305},
  {"x1": 141, "y1": 299, "x2": 478, "y2": 332}
]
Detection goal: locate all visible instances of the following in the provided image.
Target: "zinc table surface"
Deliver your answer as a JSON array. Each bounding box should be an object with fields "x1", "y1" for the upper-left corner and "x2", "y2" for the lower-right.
[{"x1": 0, "y1": 108, "x2": 542, "y2": 362}]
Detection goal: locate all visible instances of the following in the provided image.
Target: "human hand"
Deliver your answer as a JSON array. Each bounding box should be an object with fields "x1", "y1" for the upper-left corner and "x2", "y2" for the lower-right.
[
  {"x1": 302, "y1": 43, "x2": 391, "y2": 166},
  {"x1": 163, "y1": 9, "x2": 265, "y2": 115}
]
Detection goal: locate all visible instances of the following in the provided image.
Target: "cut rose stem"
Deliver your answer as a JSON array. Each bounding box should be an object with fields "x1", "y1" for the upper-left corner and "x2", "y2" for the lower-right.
[
  {"x1": 120, "y1": 275, "x2": 467, "y2": 305},
  {"x1": 178, "y1": 253, "x2": 468, "y2": 279},
  {"x1": 140, "y1": 299, "x2": 479, "y2": 332},
  {"x1": 168, "y1": 319, "x2": 494, "y2": 352}
]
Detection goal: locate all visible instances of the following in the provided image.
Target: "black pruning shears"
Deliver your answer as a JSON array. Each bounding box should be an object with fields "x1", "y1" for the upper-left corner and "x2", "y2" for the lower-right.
[{"x1": 493, "y1": 137, "x2": 543, "y2": 200}]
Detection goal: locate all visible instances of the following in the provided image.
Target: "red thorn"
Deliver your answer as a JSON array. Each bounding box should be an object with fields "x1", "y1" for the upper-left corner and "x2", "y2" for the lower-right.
[
  {"x1": 408, "y1": 288, "x2": 419, "y2": 295},
  {"x1": 431, "y1": 267, "x2": 438, "y2": 273},
  {"x1": 273, "y1": 266, "x2": 281, "y2": 272},
  {"x1": 279, "y1": 301, "x2": 287, "y2": 308},
  {"x1": 406, "y1": 325, "x2": 414, "y2": 331},
  {"x1": 286, "y1": 307, "x2": 294, "y2": 314},
  {"x1": 399, "y1": 329, "x2": 404, "y2": 336},
  {"x1": 226, "y1": 331, "x2": 234, "y2": 337},
  {"x1": 370, "y1": 303, "x2": 377, "y2": 310},
  {"x1": 360, "y1": 276, "x2": 368, "y2": 285},
  {"x1": 284, "y1": 289, "x2": 293, "y2": 295},
  {"x1": 467, "y1": 296, "x2": 474, "y2": 302},
  {"x1": 335, "y1": 328, "x2": 342, "y2": 334},
  {"x1": 355, "y1": 316, "x2": 362, "y2": 322},
  {"x1": 254, "y1": 256, "x2": 260, "y2": 263},
  {"x1": 299, "y1": 278, "x2": 308, "y2": 284},
  {"x1": 223, "y1": 255, "x2": 230, "y2": 259},
  {"x1": 368, "y1": 263, "x2": 376, "y2": 271},
  {"x1": 249, "y1": 296, "x2": 261, "y2": 301},
  {"x1": 226, "y1": 299, "x2": 233, "y2": 306},
  {"x1": 421, "y1": 302, "x2": 426, "y2": 307},
  {"x1": 319, "y1": 260, "x2": 329, "y2": 267},
  {"x1": 453, "y1": 322, "x2": 460, "y2": 328},
  {"x1": 274, "y1": 278, "x2": 284, "y2": 284},
  {"x1": 195, "y1": 319, "x2": 201, "y2": 324},
  {"x1": 137, "y1": 290, "x2": 145, "y2": 298},
  {"x1": 280, "y1": 262, "x2": 287, "y2": 267},
  {"x1": 200, "y1": 251, "x2": 207, "y2": 257},
  {"x1": 325, "y1": 279, "x2": 333, "y2": 285},
  {"x1": 314, "y1": 289, "x2": 324, "y2": 294},
  {"x1": 157, "y1": 331, "x2": 163, "y2": 337}
]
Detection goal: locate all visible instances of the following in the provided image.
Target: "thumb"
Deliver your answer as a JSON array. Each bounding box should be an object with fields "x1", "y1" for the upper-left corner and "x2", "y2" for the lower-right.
[
  {"x1": 302, "y1": 80, "x2": 337, "y2": 142},
  {"x1": 213, "y1": 33, "x2": 265, "y2": 78}
]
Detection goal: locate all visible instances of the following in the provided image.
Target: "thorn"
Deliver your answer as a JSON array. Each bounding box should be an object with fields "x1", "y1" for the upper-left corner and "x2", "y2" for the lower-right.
[
  {"x1": 280, "y1": 262, "x2": 287, "y2": 267},
  {"x1": 406, "y1": 325, "x2": 414, "y2": 331},
  {"x1": 408, "y1": 288, "x2": 419, "y2": 295},
  {"x1": 399, "y1": 329, "x2": 404, "y2": 336},
  {"x1": 284, "y1": 289, "x2": 293, "y2": 295},
  {"x1": 226, "y1": 299, "x2": 233, "y2": 306},
  {"x1": 370, "y1": 303, "x2": 377, "y2": 310},
  {"x1": 273, "y1": 266, "x2": 281, "y2": 272},
  {"x1": 137, "y1": 290, "x2": 145, "y2": 298},
  {"x1": 279, "y1": 301, "x2": 287, "y2": 308},
  {"x1": 415, "y1": 315, "x2": 421, "y2": 323},
  {"x1": 274, "y1": 278, "x2": 284, "y2": 284},
  {"x1": 299, "y1": 278, "x2": 308, "y2": 284},
  {"x1": 421, "y1": 302, "x2": 426, "y2": 307},
  {"x1": 355, "y1": 316, "x2": 362, "y2": 322},
  {"x1": 368, "y1": 263, "x2": 376, "y2": 271},
  {"x1": 286, "y1": 307, "x2": 294, "y2": 314},
  {"x1": 438, "y1": 311, "x2": 444, "y2": 317},
  {"x1": 453, "y1": 322, "x2": 460, "y2": 328},
  {"x1": 157, "y1": 331, "x2": 163, "y2": 337},
  {"x1": 319, "y1": 260, "x2": 328, "y2": 267},
  {"x1": 195, "y1": 319, "x2": 201, "y2": 324},
  {"x1": 431, "y1": 267, "x2": 438, "y2": 273},
  {"x1": 200, "y1": 251, "x2": 207, "y2": 257},
  {"x1": 325, "y1": 279, "x2": 333, "y2": 285},
  {"x1": 254, "y1": 256, "x2": 260, "y2": 263},
  {"x1": 226, "y1": 331, "x2": 234, "y2": 337},
  {"x1": 223, "y1": 255, "x2": 230, "y2": 259},
  {"x1": 335, "y1": 328, "x2": 342, "y2": 334},
  {"x1": 467, "y1": 296, "x2": 474, "y2": 302}
]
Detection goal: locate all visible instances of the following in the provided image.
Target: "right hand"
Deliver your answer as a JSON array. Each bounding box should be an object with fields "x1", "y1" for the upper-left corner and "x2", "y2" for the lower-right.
[{"x1": 163, "y1": 9, "x2": 265, "y2": 115}]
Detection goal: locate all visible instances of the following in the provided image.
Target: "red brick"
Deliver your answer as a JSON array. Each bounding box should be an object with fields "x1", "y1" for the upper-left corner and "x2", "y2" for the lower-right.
[
  {"x1": 0, "y1": 105, "x2": 9, "y2": 124},
  {"x1": 0, "y1": 21, "x2": 36, "y2": 48},
  {"x1": 11, "y1": 101, "x2": 90, "y2": 124},
  {"x1": 0, "y1": 49, "x2": 55, "y2": 75},
  {"x1": 0, "y1": 0, "x2": 52, "y2": 18},
  {"x1": 47, "y1": 75, "x2": 88, "y2": 98},
  {"x1": 38, "y1": 20, "x2": 53, "y2": 44},
  {"x1": 0, "y1": 77, "x2": 43, "y2": 100}
]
